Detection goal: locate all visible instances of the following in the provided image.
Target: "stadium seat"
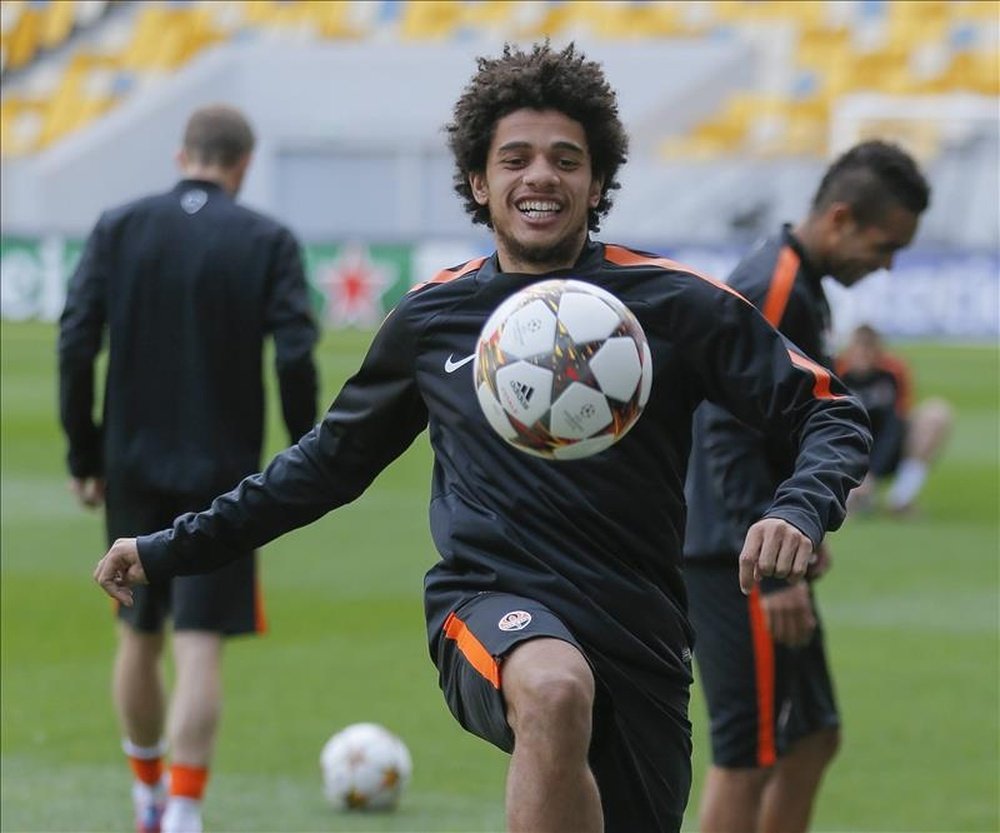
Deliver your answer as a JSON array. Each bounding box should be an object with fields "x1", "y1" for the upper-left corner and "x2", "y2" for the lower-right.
[
  {"x1": 398, "y1": 0, "x2": 463, "y2": 41},
  {"x1": 4, "y1": 3, "x2": 41, "y2": 71}
]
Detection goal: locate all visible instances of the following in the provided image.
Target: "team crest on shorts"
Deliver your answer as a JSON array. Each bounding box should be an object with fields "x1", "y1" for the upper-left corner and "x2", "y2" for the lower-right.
[{"x1": 498, "y1": 610, "x2": 532, "y2": 631}]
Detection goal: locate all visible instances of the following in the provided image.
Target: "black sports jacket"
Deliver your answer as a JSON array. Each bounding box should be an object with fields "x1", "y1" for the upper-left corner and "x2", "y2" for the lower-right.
[
  {"x1": 836, "y1": 351, "x2": 911, "y2": 477},
  {"x1": 59, "y1": 179, "x2": 319, "y2": 495},
  {"x1": 138, "y1": 240, "x2": 869, "y2": 682},
  {"x1": 684, "y1": 224, "x2": 857, "y2": 565}
]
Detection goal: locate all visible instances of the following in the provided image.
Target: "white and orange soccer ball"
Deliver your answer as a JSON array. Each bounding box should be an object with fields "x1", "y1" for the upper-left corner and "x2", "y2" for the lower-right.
[
  {"x1": 474, "y1": 279, "x2": 653, "y2": 460},
  {"x1": 319, "y1": 722, "x2": 412, "y2": 812}
]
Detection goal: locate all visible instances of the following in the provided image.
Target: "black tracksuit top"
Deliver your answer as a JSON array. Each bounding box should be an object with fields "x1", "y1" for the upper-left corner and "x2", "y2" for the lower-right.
[
  {"x1": 684, "y1": 224, "x2": 860, "y2": 564},
  {"x1": 137, "y1": 240, "x2": 870, "y2": 681},
  {"x1": 59, "y1": 179, "x2": 319, "y2": 496}
]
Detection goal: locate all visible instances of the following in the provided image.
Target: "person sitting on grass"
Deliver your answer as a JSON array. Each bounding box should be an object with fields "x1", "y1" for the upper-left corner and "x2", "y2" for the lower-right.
[{"x1": 837, "y1": 323, "x2": 953, "y2": 516}]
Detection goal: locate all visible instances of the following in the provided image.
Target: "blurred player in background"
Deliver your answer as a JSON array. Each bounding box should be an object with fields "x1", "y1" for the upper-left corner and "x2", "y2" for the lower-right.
[
  {"x1": 836, "y1": 323, "x2": 953, "y2": 515},
  {"x1": 91, "y1": 43, "x2": 870, "y2": 832},
  {"x1": 684, "y1": 141, "x2": 930, "y2": 833},
  {"x1": 59, "y1": 104, "x2": 319, "y2": 833}
]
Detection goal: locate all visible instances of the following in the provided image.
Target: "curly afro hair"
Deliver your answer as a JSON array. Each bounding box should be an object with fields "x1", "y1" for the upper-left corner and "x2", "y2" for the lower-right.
[{"x1": 446, "y1": 41, "x2": 629, "y2": 232}]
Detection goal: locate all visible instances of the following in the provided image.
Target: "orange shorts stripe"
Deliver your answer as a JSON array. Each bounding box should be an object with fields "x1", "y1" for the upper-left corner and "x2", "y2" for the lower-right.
[
  {"x1": 747, "y1": 586, "x2": 777, "y2": 767},
  {"x1": 254, "y1": 575, "x2": 268, "y2": 634},
  {"x1": 443, "y1": 611, "x2": 501, "y2": 689}
]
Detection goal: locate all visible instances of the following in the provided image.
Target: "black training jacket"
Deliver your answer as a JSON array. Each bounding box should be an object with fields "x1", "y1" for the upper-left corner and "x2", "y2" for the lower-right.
[
  {"x1": 138, "y1": 240, "x2": 870, "y2": 683},
  {"x1": 59, "y1": 179, "x2": 319, "y2": 495},
  {"x1": 684, "y1": 224, "x2": 861, "y2": 565}
]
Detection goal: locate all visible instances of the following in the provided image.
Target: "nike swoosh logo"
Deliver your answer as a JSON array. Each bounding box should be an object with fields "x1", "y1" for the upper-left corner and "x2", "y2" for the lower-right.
[{"x1": 444, "y1": 353, "x2": 476, "y2": 373}]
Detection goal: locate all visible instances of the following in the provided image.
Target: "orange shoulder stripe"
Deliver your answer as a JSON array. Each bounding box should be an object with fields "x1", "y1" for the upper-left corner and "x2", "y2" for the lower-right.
[
  {"x1": 761, "y1": 247, "x2": 800, "y2": 327},
  {"x1": 409, "y1": 256, "x2": 488, "y2": 293},
  {"x1": 788, "y1": 350, "x2": 845, "y2": 400},
  {"x1": 603, "y1": 243, "x2": 748, "y2": 302},
  {"x1": 443, "y1": 612, "x2": 500, "y2": 689}
]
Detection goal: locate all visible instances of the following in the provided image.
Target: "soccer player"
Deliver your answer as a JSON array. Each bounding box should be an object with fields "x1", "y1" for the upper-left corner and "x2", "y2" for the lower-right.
[
  {"x1": 93, "y1": 43, "x2": 870, "y2": 832},
  {"x1": 836, "y1": 323, "x2": 953, "y2": 515},
  {"x1": 684, "y1": 141, "x2": 930, "y2": 833},
  {"x1": 59, "y1": 105, "x2": 319, "y2": 833}
]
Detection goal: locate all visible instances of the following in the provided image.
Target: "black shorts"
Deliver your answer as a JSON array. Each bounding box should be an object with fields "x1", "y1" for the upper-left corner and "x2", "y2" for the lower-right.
[
  {"x1": 684, "y1": 563, "x2": 839, "y2": 768},
  {"x1": 870, "y1": 424, "x2": 906, "y2": 478},
  {"x1": 436, "y1": 592, "x2": 692, "y2": 832},
  {"x1": 106, "y1": 483, "x2": 262, "y2": 637}
]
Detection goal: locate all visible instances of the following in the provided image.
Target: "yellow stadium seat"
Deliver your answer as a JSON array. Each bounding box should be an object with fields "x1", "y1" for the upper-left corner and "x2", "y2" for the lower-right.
[
  {"x1": 461, "y1": 1, "x2": 519, "y2": 31},
  {"x1": 398, "y1": 0, "x2": 464, "y2": 40},
  {"x1": 5, "y1": 4, "x2": 41, "y2": 70},
  {"x1": 305, "y1": 1, "x2": 363, "y2": 39},
  {"x1": 949, "y1": 0, "x2": 1000, "y2": 21},
  {"x1": 40, "y1": 1, "x2": 77, "y2": 51},
  {"x1": 1, "y1": 96, "x2": 46, "y2": 157}
]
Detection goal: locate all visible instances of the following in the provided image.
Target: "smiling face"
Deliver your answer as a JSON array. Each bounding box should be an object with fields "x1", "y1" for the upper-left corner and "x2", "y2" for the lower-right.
[
  {"x1": 468, "y1": 109, "x2": 603, "y2": 274},
  {"x1": 824, "y1": 202, "x2": 920, "y2": 287}
]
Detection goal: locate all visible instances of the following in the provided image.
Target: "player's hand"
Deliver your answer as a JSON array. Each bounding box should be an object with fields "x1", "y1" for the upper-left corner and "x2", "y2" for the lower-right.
[
  {"x1": 761, "y1": 582, "x2": 816, "y2": 647},
  {"x1": 807, "y1": 541, "x2": 832, "y2": 581},
  {"x1": 70, "y1": 476, "x2": 105, "y2": 509},
  {"x1": 93, "y1": 538, "x2": 147, "y2": 606},
  {"x1": 738, "y1": 517, "x2": 814, "y2": 595}
]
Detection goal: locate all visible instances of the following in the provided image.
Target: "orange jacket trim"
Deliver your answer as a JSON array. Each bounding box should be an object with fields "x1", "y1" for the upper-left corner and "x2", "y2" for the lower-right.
[{"x1": 761, "y1": 246, "x2": 800, "y2": 327}]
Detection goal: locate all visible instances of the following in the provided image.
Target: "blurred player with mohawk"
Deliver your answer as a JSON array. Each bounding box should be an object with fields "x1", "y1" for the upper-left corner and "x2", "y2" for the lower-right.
[{"x1": 684, "y1": 140, "x2": 930, "y2": 833}]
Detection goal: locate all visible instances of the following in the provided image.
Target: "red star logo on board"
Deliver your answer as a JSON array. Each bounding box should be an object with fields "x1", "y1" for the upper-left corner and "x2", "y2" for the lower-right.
[{"x1": 321, "y1": 245, "x2": 392, "y2": 327}]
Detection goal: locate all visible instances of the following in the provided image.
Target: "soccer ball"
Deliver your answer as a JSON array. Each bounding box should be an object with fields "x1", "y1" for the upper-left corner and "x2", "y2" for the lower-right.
[
  {"x1": 474, "y1": 279, "x2": 652, "y2": 460},
  {"x1": 319, "y1": 722, "x2": 412, "y2": 811}
]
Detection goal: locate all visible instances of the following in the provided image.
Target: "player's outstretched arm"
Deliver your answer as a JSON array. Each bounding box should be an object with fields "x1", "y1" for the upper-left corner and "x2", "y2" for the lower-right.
[
  {"x1": 93, "y1": 538, "x2": 148, "y2": 607},
  {"x1": 738, "y1": 517, "x2": 813, "y2": 594}
]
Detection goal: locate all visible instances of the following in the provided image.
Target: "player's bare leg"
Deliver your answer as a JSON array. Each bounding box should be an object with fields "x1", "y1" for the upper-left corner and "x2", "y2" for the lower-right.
[
  {"x1": 162, "y1": 631, "x2": 223, "y2": 833},
  {"x1": 888, "y1": 397, "x2": 954, "y2": 513},
  {"x1": 502, "y1": 638, "x2": 602, "y2": 833},
  {"x1": 168, "y1": 631, "x2": 223, "y2": 766},
  {"x1": 114, "y1": 623, "x2": 168, "y2": 832},
  {"x1": 114, "y1": 623, "x2": 167, "y2": 745},
  {"x1": 697, "y1": 765, "x2": 769, "y2": 833},
  {"x1": 758, "y1": 727, "x2": 840, "y2": 833}
]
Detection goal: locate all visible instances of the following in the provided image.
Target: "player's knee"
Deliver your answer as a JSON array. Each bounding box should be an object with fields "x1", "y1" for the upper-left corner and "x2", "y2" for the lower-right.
[
  {"x1": 922, "y1": 397, "x2": 954, "y2": 435},
  {"x1": 508, "y1": 666, "x2": 594, "y2": 741}
]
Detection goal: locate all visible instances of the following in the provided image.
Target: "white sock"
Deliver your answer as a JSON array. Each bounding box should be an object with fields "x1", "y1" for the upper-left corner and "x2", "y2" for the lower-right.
[
  {"x1": 162, "y1": 797, "x2": 203, "y2": 833},
  {"x1": 122, "y1": 738, "x2": 169, "y2": 759},
  {"x1": 888, "y1": 458, "x2": 928, "y2": 509}
]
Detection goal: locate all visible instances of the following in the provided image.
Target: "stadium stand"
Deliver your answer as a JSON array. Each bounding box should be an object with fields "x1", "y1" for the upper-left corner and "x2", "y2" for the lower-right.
[
  {"x1": 1, "y1": 1, "x2": 996, "y2": 158},
  {"x1": 1, "y1": 1, "x2": 997, "y2": 255}
]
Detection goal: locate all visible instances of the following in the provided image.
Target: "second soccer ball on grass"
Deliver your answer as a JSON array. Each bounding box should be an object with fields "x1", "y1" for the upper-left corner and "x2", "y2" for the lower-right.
[{"x1": 319, "y1": 722, "x2": 412, "y2": 812}]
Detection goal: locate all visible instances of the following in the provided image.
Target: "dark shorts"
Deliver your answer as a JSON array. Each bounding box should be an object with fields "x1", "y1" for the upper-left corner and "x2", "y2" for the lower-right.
[
  {"x1": 436, "y1": 592, "x2": 692, "y2": 832},
  {"x1": 106, "y1": 484, "x2": 262, "y2": 636},
  {"x1": 870, "y1": 424, "x2": 906, "y2": 477},
  {"x1": 684, "y1": 563, "x2": 839, "y2": 769}
]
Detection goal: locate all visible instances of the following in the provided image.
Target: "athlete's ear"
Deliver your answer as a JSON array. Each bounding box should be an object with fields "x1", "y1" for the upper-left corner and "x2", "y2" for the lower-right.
[
  {"x1": 469, "y1": 171, "x2": 489, "y2": 206},
  {"x1": 828, "y1": 202, "x2": 856, "y2": 233},
  {"x1": 588, "y1": 175, "x2": 604, "y2": 208}
]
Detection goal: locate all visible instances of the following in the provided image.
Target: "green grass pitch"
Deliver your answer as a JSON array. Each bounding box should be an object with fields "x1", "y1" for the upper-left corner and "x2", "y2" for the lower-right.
[{"x1": 2, "y1": 320, "x2": 997, "y2": 832}]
